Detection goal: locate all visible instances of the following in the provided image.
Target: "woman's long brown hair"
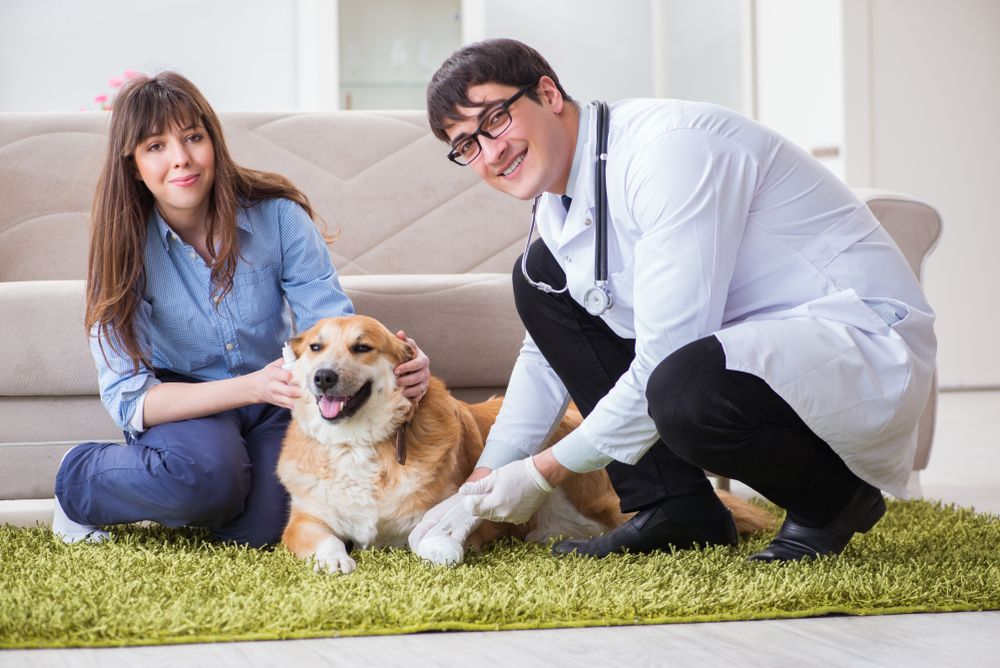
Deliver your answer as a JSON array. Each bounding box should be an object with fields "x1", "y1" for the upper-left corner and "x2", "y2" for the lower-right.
[{"x1": 87, "y1": 71, "x2": 315, "y2": 372}]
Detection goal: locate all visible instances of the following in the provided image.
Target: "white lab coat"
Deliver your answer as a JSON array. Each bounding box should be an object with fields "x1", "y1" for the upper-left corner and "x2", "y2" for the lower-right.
[{"x1": 481, "y1": 99, "x2": 936, "y2": 498}]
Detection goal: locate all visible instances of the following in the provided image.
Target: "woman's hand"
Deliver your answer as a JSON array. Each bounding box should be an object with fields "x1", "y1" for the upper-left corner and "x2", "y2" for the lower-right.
[
  {"x1": 249, "y1": 358, "x2": 301, "y2": 409},
  {"x1": 394, "y1": 330, "x2": 431, "y2": 402}
]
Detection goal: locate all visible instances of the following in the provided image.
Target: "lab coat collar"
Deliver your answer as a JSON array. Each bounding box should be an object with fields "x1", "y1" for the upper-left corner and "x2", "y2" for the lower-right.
[{"x1": 553, "y1": 102, "x2": 600, "y2": 249}]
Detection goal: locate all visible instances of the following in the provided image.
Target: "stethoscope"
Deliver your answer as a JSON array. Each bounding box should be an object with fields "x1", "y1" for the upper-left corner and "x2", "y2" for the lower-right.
[{"x1": 520, "y1": 100, "x2": 613, "y2": 317}]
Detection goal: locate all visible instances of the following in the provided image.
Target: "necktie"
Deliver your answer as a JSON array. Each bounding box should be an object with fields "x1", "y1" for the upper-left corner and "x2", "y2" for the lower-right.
[{"x1": 560, "y1": 195, "x2": 572, "y2": 212}]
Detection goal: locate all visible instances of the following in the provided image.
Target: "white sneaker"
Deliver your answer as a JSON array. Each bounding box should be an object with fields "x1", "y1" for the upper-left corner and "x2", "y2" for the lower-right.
[{"x1": 52, "y1": 446, "x2": 110, "y2": 544}]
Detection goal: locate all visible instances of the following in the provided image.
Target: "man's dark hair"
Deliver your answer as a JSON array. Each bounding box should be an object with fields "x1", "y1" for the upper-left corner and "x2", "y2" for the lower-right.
[{"x1": 426, "y1": 38, "x2": 573, "y2": 142}]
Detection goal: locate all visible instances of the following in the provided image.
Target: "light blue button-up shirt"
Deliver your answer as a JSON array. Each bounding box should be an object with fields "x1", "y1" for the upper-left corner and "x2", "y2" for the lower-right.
[{"x1": 92, "y1": 197, "x2": 353, "y2": 432}]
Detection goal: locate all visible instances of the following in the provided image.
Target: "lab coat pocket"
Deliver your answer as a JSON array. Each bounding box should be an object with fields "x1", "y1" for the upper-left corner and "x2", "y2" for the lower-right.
[
  {"x1": 862, "y1": 298, "x2": 911, "y2": 328},
  {"x1": 233, "y1": 264, "x2": 281, "y2": 326},
  {"x1": 604, "y1": 261, "x2": 636, "y2": 334}
]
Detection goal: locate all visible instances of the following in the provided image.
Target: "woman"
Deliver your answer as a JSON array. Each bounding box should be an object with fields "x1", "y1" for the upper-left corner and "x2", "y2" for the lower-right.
[{"x1": 53, "y1": 72, "x2": 430, "y2": 547}]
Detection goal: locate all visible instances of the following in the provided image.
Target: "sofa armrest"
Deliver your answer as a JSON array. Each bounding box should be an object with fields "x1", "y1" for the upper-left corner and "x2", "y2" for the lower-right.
[{"x1": 853, "y1": 188, "x2": 941, "y2": 474}]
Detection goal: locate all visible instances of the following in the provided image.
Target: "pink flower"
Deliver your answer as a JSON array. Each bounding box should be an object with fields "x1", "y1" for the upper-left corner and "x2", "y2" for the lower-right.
[
  {"x1": 95, "y1": 94, "x2": 108, "y2": 104},
  {"x1": 109, "y1": 77, "x2": 123, "y2": 88},
  {"x1": 123, "y1": 69, "x2": 140, "y2": 79}
]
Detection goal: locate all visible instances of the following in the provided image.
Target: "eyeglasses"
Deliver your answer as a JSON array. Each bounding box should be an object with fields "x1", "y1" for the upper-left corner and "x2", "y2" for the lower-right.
[{"x1": 447, "y1": 82, "x2": 536, "y2": 166}]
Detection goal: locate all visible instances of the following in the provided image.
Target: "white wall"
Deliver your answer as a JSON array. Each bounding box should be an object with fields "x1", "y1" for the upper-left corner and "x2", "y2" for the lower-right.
[
  {"x1": 843, "y1": 0, "x2": 1000, "y2": 389},
  {"x1": 463, "y1": 0, "x2": 655, "y2": 102},
  {"x1": 755, "y1": 0, "x2": 845, "y2": 178},
  {"x1": 653, "y1": 0, "x2": 748, "y2": 113},
  {"x1": 0, "y1": 0, "x2": 300, "y2": 112}
]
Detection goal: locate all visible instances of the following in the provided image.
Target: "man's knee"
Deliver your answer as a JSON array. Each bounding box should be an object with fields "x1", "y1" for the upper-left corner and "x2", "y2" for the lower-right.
[
  {"x1": 646, "y1": 336, "x2": 726, "y2": 459},
  {"x1": 512, "y1": 240, "x2": 565, "y2": 321}
]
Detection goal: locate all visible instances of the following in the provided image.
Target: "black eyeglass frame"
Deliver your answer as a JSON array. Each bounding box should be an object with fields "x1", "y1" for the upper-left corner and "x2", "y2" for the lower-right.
[{"x1": 447, "y1": 82, "x2": 537, "y2": 166}]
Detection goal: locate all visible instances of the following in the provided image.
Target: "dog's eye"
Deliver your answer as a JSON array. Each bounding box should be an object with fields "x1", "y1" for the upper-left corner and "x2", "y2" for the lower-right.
[
  {"x1": 309, "y1": 343, "x2": 323, "y2": 352},
  {"x1": 352, "y1": 344, "x2": 372, "y2": 354}
]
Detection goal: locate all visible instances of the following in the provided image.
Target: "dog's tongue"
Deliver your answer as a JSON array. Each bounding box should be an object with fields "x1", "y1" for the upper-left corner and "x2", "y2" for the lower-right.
[{"x1": 319, "y1": 395, "x2": 348, "y2": 419}]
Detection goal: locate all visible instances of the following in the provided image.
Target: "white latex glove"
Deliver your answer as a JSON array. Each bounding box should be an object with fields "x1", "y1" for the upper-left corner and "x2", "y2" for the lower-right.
[
  {"x1": 407, "y1": 493, "x2": 481, "y2": 553},
  {"x1": 459, "y1": 456, "x2": 553, "y2": 525}
]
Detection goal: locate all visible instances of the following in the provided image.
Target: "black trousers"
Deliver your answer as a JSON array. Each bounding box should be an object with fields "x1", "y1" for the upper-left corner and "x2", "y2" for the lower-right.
[{"x1": 514, "y1": 240, "x2": 863, "y2": 525}]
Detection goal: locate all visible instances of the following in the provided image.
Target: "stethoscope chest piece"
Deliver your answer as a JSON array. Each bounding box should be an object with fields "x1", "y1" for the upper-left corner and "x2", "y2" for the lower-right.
[{"x1": 584, "y1": 282, "x2": 613, "y2": 316}]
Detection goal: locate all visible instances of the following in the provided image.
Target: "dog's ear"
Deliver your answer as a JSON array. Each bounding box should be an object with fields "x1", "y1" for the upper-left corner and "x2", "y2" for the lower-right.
[
  {"x1": 391, "y1": 333, "x2": 415, "y2": 365},
  {"x1": 289, "y1": 332, "x2": 308, "y2": 358}
]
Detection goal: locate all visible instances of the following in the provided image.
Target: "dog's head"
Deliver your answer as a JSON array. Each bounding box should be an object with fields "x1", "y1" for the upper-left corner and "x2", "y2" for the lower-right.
[{"x1": 287, "y1": 315, "x2": 414, "y2": 444}]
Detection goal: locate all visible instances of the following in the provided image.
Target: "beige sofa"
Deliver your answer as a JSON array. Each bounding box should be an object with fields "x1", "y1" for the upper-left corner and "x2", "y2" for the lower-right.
[{"x1": 0, "y1": 111, "x2": 941, "y2": 523}]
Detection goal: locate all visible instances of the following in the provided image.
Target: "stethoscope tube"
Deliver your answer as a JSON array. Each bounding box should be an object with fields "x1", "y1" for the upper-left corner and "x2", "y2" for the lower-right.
[
  {"x1": 521, "y1": 101, "x2": 613, "y2": 316},
  {"x1": 594, "y1": 100, "x2": 609, "y2": 284}
]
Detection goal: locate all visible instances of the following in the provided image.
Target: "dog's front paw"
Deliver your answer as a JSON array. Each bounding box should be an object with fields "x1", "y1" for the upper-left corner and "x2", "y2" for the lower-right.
[
  {"x1": 313, "y1": 537, "x2": 357, "y2": 574},
  {"x1": 416, "y1": 534, "x2": 465, "y2": 566}
]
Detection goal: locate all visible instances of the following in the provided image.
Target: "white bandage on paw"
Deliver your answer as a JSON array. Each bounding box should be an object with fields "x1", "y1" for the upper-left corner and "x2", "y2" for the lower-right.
[
  {"x1": 281, "y1": 341, "x2": 297, "y2": 371},
  {"x1": 415, "y1": 534, "x2": 465, "y2": 566},
  {"x1": 415, "y1": 498, "x2": 481, "y2": 566}
]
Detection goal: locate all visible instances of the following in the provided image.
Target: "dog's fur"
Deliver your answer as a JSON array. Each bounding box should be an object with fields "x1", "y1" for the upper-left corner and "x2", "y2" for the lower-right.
[{"x1": 278, "y1": 315, "x2": 774, "y2": 573}]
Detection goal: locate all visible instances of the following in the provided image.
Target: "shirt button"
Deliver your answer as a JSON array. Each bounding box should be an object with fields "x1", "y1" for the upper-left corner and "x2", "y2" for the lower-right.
[
  {"x1": 565, "y1": 255, "x2": 572, "y2": 263},
  {"x1": 189, "y1": 252, "x2": 198, "y2": 260},
  {"x1": 585, "y1": 218, "x2": 592, "y2": 226},
  {"x1": 225, "y1": 342, "x2": 235, "y2": 351},
  {"x1": 171, "y1": 233, "x2": 179, "y2": 241}
]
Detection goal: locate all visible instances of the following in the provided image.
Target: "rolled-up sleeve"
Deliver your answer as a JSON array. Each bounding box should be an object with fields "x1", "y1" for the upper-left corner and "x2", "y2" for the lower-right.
[
  {"x1": 477, "y1": 333, "x2": 572, "y2": 470},
  {"x1": 90, "y1": 299, "x2": 160, "y2": 434},
  {"x1": 278, "y1": 200, "x2": 353, "y2": 329}
]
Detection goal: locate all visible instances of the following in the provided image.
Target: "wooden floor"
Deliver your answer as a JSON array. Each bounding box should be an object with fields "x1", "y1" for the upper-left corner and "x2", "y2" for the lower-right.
[
  {"x1": 3, "y1": 390, "x2": 999, "y2": 667},
  {"x1": 3, "y1": 612, "x2": 999, "y2": 667}
]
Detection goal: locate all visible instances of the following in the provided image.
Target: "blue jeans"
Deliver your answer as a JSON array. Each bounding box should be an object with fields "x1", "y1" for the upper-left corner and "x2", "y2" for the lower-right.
[{"x1": 55, "y1": 400, "x2": 291, "y2": 548}]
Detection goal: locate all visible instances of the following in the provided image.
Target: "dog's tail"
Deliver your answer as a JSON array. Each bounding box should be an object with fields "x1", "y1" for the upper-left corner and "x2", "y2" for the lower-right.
[{"x1": 717, "y1": 490, "x2": 778, "y2": 534}]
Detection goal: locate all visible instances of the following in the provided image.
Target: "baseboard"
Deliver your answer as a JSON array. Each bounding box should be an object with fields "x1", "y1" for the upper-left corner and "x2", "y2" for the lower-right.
[{"x1": 0, "y1": 498, "x2": 53, "y2": 528}]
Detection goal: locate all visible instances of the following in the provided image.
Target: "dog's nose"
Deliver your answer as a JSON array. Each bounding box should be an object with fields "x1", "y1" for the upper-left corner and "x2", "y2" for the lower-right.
[{"x1": 313, "y1": 368, "x2": 339, "y2": 392}]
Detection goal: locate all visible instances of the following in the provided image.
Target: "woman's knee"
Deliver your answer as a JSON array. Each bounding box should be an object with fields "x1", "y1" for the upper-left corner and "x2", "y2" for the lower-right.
[{"x1": 153, "y1": 447, "x2": 251, "y2": 526}]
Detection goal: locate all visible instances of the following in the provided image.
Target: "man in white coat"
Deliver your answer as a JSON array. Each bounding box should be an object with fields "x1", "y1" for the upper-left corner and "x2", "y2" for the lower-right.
[{"x1": 410, "y1": 39, "x2": 936, "y2": 561}]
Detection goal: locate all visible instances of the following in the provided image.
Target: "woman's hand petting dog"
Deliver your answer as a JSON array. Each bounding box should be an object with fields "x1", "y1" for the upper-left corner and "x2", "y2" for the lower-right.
[{"x1": 393, "y1": 330, "x2": 430, "y2": 402}]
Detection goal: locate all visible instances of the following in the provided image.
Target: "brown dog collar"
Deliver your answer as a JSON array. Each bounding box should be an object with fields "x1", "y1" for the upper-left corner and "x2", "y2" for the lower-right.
[{"x1": 395, "y1": 422, "x2": 409, "y2": 465}]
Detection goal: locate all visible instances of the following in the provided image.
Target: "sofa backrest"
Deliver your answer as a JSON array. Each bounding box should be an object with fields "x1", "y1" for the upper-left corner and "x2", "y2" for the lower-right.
[{"x1": 0, "y1": 111, "x2": 530, "y2": 282}]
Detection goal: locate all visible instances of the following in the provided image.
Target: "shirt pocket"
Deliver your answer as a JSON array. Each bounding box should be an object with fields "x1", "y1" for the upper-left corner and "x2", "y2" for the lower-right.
[
  {"x1": 233, "y1": 264, "x2": 282, "y2": 327},
  {"x1": 148, "y1": 306, "x2": 215, "y2": 373}
]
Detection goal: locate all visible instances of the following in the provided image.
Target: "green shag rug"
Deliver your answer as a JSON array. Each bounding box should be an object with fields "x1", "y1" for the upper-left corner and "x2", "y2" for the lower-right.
[{"x1": 2, "y1": 499, "x2": 999, "y2": 649}]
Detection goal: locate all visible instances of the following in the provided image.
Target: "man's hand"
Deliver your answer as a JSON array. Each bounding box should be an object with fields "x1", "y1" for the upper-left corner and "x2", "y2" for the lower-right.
[
  {"x1": 407, "y1": 492, "x2": 481, "y2": 552},
  {"x1": 459, "y1": 457, "x2": 554, "y2": 524},
  {"x1": 394, "y1": 330, "x2": 430, "y2": 402}
]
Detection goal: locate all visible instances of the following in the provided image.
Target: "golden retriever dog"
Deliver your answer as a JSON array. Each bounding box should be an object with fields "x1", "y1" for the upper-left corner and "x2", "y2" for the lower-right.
[{"x1": 278, "y1": 315, "x2": 774, "y2": 574}]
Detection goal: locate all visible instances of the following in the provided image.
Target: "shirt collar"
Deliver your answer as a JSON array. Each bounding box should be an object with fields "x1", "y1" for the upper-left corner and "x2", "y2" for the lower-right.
[
  {"x1": 563, "y1": 103, "x2": 589, "y2": 199},
  {"x1": 150, "y1": 204, "x2": 253, "y2": 249}
]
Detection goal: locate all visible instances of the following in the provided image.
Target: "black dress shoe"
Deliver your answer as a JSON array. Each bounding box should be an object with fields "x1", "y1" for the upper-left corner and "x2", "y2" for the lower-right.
[
  {"x1": 748, "y1": 482, "x2": 886, "y2": 563},
  {"x1": 552, "y1": 505, "x2": 737, "y2": 558}
]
